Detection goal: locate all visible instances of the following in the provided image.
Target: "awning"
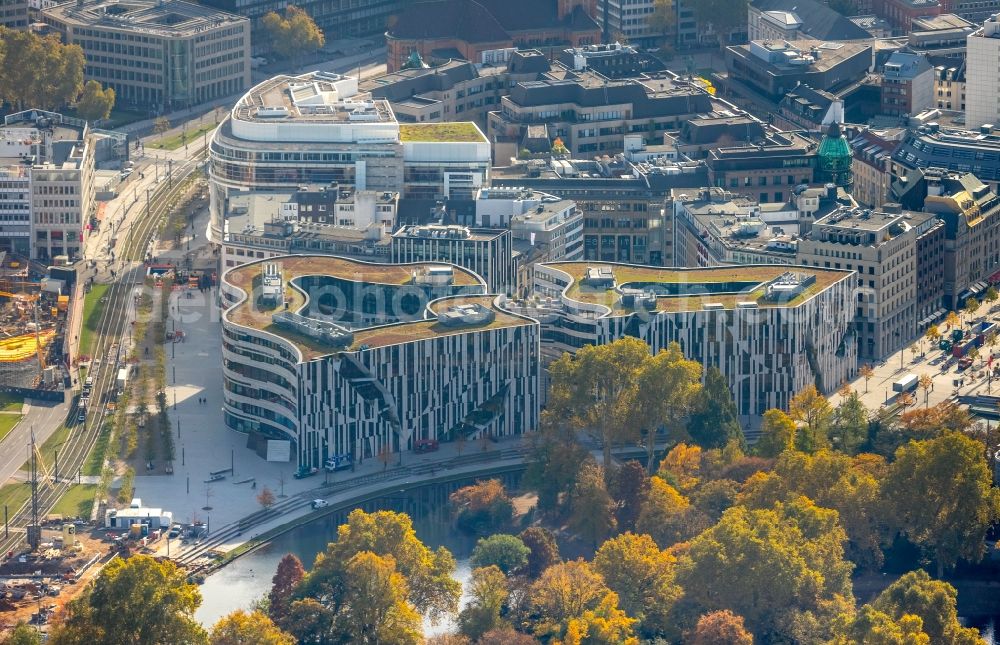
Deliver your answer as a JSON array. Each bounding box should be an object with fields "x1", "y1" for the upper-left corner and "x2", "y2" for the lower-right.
[{"x1": 990, "y1": 269, "x2": 1000, "y2": 283}]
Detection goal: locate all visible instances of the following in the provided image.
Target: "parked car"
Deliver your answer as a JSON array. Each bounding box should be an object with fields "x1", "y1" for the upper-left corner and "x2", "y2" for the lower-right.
[
  {"x1": 311, "y1": 499, "x2": 329, "y2": 509},
  {"x1": 958, "y1": 356, "x2": 974, "y2": 371}
]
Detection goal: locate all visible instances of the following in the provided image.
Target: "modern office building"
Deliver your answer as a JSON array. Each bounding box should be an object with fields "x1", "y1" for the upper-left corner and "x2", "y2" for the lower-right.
[
  {"x1": 391, "y1": 225, "x2": 515, "y2": 295},
  {"x1": 209, "y1": 71, "x2": 491, "y2": 244},
  {"x1": 513, "y1": 261, "x2": 857, "y2": 423},
  {"x1": 220, "y1": 255, "x2": 539, "y2": 468},
  {"x1": 487, "y1": 69, "x2": 716, "y2": 156},
  {"x1": 796, "y1": 205, "x2": 938, "y2": 360},
  {"x1": 2, "y1": 1, "x2": 29, "y2": 28},
  {"x1": 42, "y1": 0, "x2": 250, "y2": 111},
  {"x1": 0, "y1": 110, "x2": 95, "y2": 260},
  {"x1": 706, "y1": 131, "x2": 819, "y2": 203},
  {"x1": 384, "y1": 0, "x2": 601, "y2": 73},
  {"x1": 597, "y1": 0, "x2": 663, "y2": 46},
  {"x1": 890, "y1": 124, "x2": 1000, "y2": 193},
  {"x1": 908, "y1": 14, "x2": 975, "y2": 62},
  {"x1": 966, "y1": 15, "x2": 1000, "y2": 131},
  {"x1": 725, "y1": 40, "x2": 874, "y2": 100}
]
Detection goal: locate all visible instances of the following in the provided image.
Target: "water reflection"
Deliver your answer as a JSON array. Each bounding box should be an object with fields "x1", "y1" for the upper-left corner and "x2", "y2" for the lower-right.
[{"x1": 196, "y1": 503, "x2": 477, "y2": 629}]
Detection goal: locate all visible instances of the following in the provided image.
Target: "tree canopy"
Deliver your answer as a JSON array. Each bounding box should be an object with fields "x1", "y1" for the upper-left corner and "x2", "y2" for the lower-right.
[
  {"x1": 0, "y1": 28, "x2": 85, "y2": 111},
  {"x1": 209, "y1": 610, "x2": 293, "y2": 645},
  {"x1": 262, "y1": 6, "x2": 325, "y2": 60},
  {"x1": 75, "y1": 80, "x2": 115, "y2": 122},
  {"x1": 687, "y1": 366, "x2": 743, "y2": 450},
  {"x1": 470, "y1": 534, "x2": 530, "y2": 574}
]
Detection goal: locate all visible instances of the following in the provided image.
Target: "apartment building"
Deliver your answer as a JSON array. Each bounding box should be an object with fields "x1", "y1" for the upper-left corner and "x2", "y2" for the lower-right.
[
  {"x1": 881, "y1": 51, "x2": 934, "y2": 118},
  {"x1": 43, "y1": 0, "x2": 250, "y2": 111},
  {"x1": 849, "y1": 128, "x2": 903, "y2": 209},
  {"x1": 391, "y1": 224, "x2": 515, "y2": 295},
  {"x1": 0, "y1": 110, "x2": 95, "y2": 260},
  {"x1": 209, "y1": 71, "x2": 491, "y2": 244},
  {"x1": 514, "y1": 262, "x2": 857, "y2": 422},
  {"x1": 2, "y1": 1, "x2": 29, "y2": 28},
  {"x1": 220, "y1": 255, "x2": 539, "y2": 467}
]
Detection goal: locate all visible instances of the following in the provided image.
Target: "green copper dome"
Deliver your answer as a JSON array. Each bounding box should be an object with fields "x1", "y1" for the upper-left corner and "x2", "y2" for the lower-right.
[
  {"x1": 816, "y1": 122, "x2": 853, "y2": 192},
  {"x1": 402, "y1": 51, "x2": 429, "y2": 70}
]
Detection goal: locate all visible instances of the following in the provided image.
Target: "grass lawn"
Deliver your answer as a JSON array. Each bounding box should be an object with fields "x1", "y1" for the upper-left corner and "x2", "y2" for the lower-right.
[
  {"x1": 0, "y1": 392, "x2": 23, "y2": 412},
  {"x1": 0, "y1": 482, "x2": 31, "y2": 515},
  {"x1": 26, "y1": 424, "x2": 72, "y2": 477},
  {"x1": 51, "y1": 484, "x2": 97, "y2": 519},
  {"x1": 83, "y1": 422, "x2": 111, "y2": 477},
  {"x1": 0, "y1": 414, "x2": 23, "y2": 442},
  {"x1": 80, "y1": 283, "x2": 110, "y2": 358},
  {"x1": 148, "y1": 121, "x2": 218, "y2": 151}
]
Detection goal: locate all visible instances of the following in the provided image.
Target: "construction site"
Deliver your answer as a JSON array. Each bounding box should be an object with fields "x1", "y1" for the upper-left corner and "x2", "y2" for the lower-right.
[{"x1": 0, "y1": 255, "x2": 71, "y2": 392}]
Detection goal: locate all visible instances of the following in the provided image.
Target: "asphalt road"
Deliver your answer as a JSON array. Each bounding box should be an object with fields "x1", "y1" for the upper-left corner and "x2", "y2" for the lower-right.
[{"x1": 0, "y1": 398, "x2": 69, "y2": 487}]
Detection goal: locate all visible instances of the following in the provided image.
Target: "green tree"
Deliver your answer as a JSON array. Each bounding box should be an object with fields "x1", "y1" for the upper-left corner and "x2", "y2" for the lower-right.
[
  {"x1": 268, "y1": 554, "x2": 305, "y2": 629},
  {"x1": 755, "y1": 409, "x2": 797, "y2": 458},
  {"x1": 519, "y1": 527, "x2": 560, "y2": 579},
  {"x1": 592, "y1": 532, "x2": 682, "y2": 638},
  {"x1": 633, "y1": 342, "x2": 702, "y2": 470},
  {"x1": 209, "y1": 610, "x2": 293, "y2": 645},
  {"x1": 871, "y1": 570, "x2": 982, "y2": 645},
  {"x1": 458, "y1": 566, "x2": 509, "y2": 641},
  {"x1": 986, "y1": 285, "x2": 999, "y2": 309},
  {"x1": 75, "y1": 80, "x2": 115, "y2": 122},
  {"x1": 470, "y1": 534, "x2": 530, "y2": 575},
  {"x1": 50, "y1": 555, "x2": 206, "y2": 645},
  {"x1": 830, "y1": 606, "x2": 930, "y2": 645},
  {"x1": 297, "y1": 509, "x2": 460, "y2": 622},
  {"x1": 262, "y1": 6, "x2": 325, "y2": 61},
  {"x1": 689, "y1": 478, "x2": 739, "y2": 523},
  {"x1": 691, "y1": 0, "x2": 748, "y2": 42},
  {"x1": 153, "y1": 116, "x2": 170, "y2": 136},
  {"x1": 568, "y1": 461, "x2": 616, "y2": 547},
  {"x1": 883, "y1": 432, "x2": 1000, "y2": 576},
  {"x1": 449, "y1": 479, "x2": 514, "y2": 534},
  {"x1": 966, "y1": 296, "x2": 979, "y2": 320},
  {"x1": 831, "y1": 390, "x2": 868, "y2": 453},
  {"x1": 675, "y1": 498, "x2": 853, "y2": 640},
  {"x1": 687, "y1": 366, "x2": 743, "y2": 450},
  {"x1": 524, "y1": 418, "x2": 589, "y2": 512},
  {"x1": 549, "y1": 337, "x2": 651, "y2": 467},
  {"x1": 789, "y1": 384, "x2": 833, "y2": 453},
  {"x1": 691, "y1": 610, "x2": 754, "y2": 645},
  {"x1": 0, "y1": 28, "x2": 84, "y2": 110},
  {"x1": 609, "y1": 459, "x2": 650, "y2": 532},
  {"x1": 3, "y1": 624, "x2": 41, "y2": 645}
]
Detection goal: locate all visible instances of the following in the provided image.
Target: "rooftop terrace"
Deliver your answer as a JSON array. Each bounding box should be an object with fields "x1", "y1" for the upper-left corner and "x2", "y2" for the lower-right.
[
  {"x1": 544, "y1": 262, "x2": 850, "y2": 313},
  {"x1": 399, "y1": 122, "x2": 486, "y2": 143}
]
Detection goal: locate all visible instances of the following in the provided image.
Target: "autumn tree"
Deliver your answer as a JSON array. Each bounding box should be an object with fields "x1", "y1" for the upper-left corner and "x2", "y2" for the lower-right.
[
  {"x1": 635, "y1": 476, "x2": 691, "y2": 548},
  {"x1": 339, "y1": 552, "x2": 422, "y2": 645},
  {"x1": 789, "y1": 384, "x2": 833, "y2": 452},
  {"x1": 593, "y1": 532, "x2": 683, "y2": 638},
  {"x1": 687, "y1": 366, "x2": 743, "y2": 450},
  {"x1": 869, "y1": 570, "x2": 982, "y2": 645},
  {"x1": 919, "y1": 374, "x2": 934, "y2": 407},
  {"x1": 524, "y1": 420, "x2": 589, "y2": 512},
  {"x1": 689, "y1": 478, "x2": 739, "y2": 523},
  {"x1": 675, "y1": 499, "x2": 853, "y2": 641},
  {"x1": 0, "y1": 28, "x2": 85, "y2": 110},
  {"x1": 925, "y1": 326, "x2": 941, "y2": 347},
  {"x1": 262, "y1": 6, "x2": 325, "y2": 61},
  {"x1": 268, "y1": 554, "x2": 305, "y2": 628},
  {"x1": 691, "y1": 610, "x2": 754, "y2": 645},
  {"x1": 519, "y1": 527, "x2": 560, "y2": 578},
  {"x1": 883, "y1": 432, "x2": 1000, "y2": 576},
  {"x1": 50, "y1": 555, "x2": 205, "y2": 645},
  {"x1": 739, "y1": 450, "x2": 886, "y2": 569},
  {"x1": 153, "y1": 116, "x2": 170, "y2": 136},
  {"x1": 477, "y1": 628, "x2": 540, "y2": 645},
  {"x1": 293, "y1": 509, "x2": 460, "y2": 628},
  {"x1": 859, "y1": 364, "x2": 874, "y2": 393},
  {"x1": 449, "y1": 479, "x2": 514, "y2": 533},
  {"x1": 609, "y1": 459, "x2": 650, "y2": 532},
  {"x1": 755, "y1": 409, "x2": 796, "y2": 458},
  {"x1": 946, "y1": 311, "x2": 960, "y2": 329},
  {"x1": 257, "y1": 486, "x2": 276, "y2": 509},
  {"x1": 458, "y1": 566, "x2": 509, "y2": 640},
  {"x1": 527, "y1": 560, "x2": 633, "y2": 642},
  {"x1": 986, "y1": 285, "x2": 999, "y2": 309},
  {"x1": 209, "y1": 610, "x2": 293, "y2": 645},
  {"x1": 658, "y1": 443, "x2": 702, "y2": 493},
  {"x1": 965, "y1": 296, "x2": 979, "y2": 320},
  {"x1": 830, "y1": 606, "x2": 930, "y2": 645},
  {"x1": 646, "y1": 0, "x2": 676, "y2": 40},
  {"x1": 547, "y1": 337, "x2": 650, "y2": 467},
  {"x1": 568, "y1": 461, "x2": 617, "y2": 546},
  {"x1": 75, "y1": 80, "x2": 115, "y2": 122},
  {"x1": 633, "y1": 342, "x2": 702, "y2": 469},
  {"x1": 470, "y1": 534, "x2": 530, "y2": 574}
]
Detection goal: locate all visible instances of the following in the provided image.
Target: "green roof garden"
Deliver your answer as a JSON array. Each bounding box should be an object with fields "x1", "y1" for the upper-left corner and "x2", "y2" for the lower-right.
[{"x1": 399, "y1": 122, "x2": 486, "y2": 143}]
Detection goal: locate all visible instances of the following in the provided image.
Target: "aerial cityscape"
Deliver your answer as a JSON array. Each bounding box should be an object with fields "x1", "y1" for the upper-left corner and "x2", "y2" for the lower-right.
[{"x1": 1, "y1": 0, "x2": 1000, "y2": 642}]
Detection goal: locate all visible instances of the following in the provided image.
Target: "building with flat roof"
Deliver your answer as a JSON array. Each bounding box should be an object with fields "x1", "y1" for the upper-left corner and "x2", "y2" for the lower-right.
[
  {"x1": 384, "y1": 0, "x2": 601, "y2": 73},
  {"x1": 966, "y1": 15, "x2": 1000, "y2": 132},
  {"x1": 881, "y1": 51, "x2": 934, "y2": 117},
  {"x1": 391, "y1": 224, "x2": 514, "y2": 294},
  {"x1": 749, "y1": 0, "x2": 872, "y2": 41},
  {"x1": 0, "y1": 110, "x2": 96, "y2": 260},
  {"x1": 209, "y1": 71, "x2": 491, "y2": 244},
  {"x1": 850, "y1": 127, "x2": 904, "y2": 208},
  {"x1": 908, "y1": 14, "x2": 974, "y2": 61},
  {"x1": 937, "y1": 0, "x2": 1000, "y2": 25},
  {"x1": 725, "y1": 39, "x2": 874, "y2": 100},
  {"x1": 42, "y1": 0, "x2": 250, "y2": 111},
  {"x1": 220, "y1": 255, "x2": 539, "y2": 468},
  {"x1": 874, "y1": 0, "x2": 941, "y2": 32},
  {"x1": 706, "y1": 131, "x2": 819, "y2": 203},
  {"x1": 890, "y1": 124, "x2": 1000, "y2": 192},
  {"x1": 509, "y1": 261, "x2": 857, "y2": 425}
]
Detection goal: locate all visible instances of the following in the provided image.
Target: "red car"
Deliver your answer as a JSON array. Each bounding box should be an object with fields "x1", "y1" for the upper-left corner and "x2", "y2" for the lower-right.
[{"x1": 414, "y1": 439, "x2": 439, "y2": 453}]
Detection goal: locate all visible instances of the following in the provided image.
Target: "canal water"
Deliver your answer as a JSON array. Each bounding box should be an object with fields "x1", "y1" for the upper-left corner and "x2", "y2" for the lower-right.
[{"x1": 195, "y1": 501, "x2": 477, "y2": 632}]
